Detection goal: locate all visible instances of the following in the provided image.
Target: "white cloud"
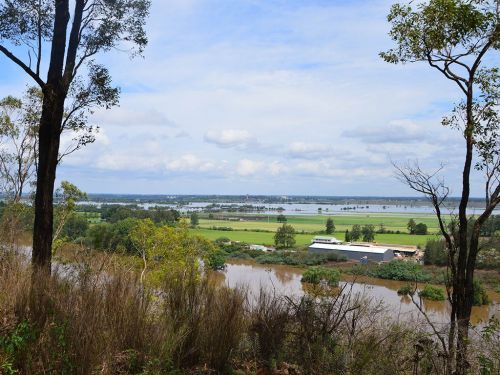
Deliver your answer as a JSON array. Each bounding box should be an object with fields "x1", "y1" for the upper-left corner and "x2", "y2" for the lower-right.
[
  {"x1": 3, "y1": 0, "x2": 492, "y2": 195},
  {"x1": 204, "y1": 129, "x2": 254, "y2": 148},
  {"x1": 236, "y1": 159, "x2": 263, "y2": 176},
  {"x1": 343, "y1": 119, "x2": 435, "y2": 144},
  {"x1": 166, "y1": 154, "x2": 220, "y2": 173},
  {"x1": 287, "y1": 142, "x2": 333, "y2": 159}
]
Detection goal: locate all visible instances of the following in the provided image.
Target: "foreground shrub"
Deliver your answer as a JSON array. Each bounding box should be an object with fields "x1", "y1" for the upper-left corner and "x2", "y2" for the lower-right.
[
  {"x1": 162, "y1": 268, "x2": 246, "y2": 372},
  {"x1": 418, "y1": 285, "x2": 446, "y2": 301},
  {"x1": 249, "y1": 290, "x2": 290, "y2": 369},
  {"x1": 0, "y1": 255, "x2": 157, "y2": 375}
]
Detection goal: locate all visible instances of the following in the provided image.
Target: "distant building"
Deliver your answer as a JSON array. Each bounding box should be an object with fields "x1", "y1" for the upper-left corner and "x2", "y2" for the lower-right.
[
  {"x1": 387, "y1": 247, "x2": 417, "y2": 257},
  {"x1": 249, "y1": 244, "x2": 271, "y2": 252},
  {"x1": 308, "y1": 243, "x2": 394, "y2": 262},
  {"x1": 311, "y1": 236, "x2": 342, "y2": 245}
]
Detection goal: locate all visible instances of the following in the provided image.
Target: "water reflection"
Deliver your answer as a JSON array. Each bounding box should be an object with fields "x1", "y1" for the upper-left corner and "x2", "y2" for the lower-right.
[{"x1": 216, "y1": 260, "x2": 499, "y2": 325}]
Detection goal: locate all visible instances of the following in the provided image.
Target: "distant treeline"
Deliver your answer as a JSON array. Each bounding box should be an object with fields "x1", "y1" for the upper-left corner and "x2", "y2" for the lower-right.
[{"x1": 78, "y1": 204, "x2": 180, "y2": 224}]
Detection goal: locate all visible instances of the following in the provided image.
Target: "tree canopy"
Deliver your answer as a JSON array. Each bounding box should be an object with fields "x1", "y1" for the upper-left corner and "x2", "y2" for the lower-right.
[{"x1": 274, "y1": 223, "x2": 296, "y2": 249}]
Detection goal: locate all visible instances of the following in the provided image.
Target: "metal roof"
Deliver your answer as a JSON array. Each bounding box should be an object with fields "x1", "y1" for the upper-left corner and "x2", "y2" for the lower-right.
[
  {"x1": 308, "y1": 243, "x2": 392, "y2": 254},
  {"x1": 313, "y1": 236, "x2": 340, "y2": 241}
]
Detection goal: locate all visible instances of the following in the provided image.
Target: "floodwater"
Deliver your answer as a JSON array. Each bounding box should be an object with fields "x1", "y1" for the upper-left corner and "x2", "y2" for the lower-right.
[
  {"x1": 215, "y1": 260, "x2": 500, "y2": 326},
  {"x1": 78, "y1": 201, "x2": 496, "y2": 215}
]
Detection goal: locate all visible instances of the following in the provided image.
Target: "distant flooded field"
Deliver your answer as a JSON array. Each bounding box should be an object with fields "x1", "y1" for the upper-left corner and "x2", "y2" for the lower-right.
[{"x1": 79, "y1": 200, "x2": 496, "y2": 215}]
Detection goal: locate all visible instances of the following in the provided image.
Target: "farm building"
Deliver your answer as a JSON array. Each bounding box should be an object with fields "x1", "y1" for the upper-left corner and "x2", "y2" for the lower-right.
[
  {"x1": 308, "y1": 243, "x2": 394, "y2": 262},
  {"x1": 249, "y1": 244, "x2": 273, "y2": 252},
  {"x1": 311, "y1": 236, "x2": 342, "y2": 245}
]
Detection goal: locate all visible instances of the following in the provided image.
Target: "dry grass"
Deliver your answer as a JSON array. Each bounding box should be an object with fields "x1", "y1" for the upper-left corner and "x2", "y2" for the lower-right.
[
  {"x1": 0, "y1": 251, "x2": 160, "y2": 374},
  {"x1": 0, "y1": 249, "x2": 498, "y2": 375}
]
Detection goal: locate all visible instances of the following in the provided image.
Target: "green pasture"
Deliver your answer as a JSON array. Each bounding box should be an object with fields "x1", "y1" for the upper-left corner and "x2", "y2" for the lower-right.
[
  {"x1": 198, "y1": 213, "x2": 442, "y2": 234},
  {"x1": 190, "y1": 228, "x2": 436, "y2": 247}
]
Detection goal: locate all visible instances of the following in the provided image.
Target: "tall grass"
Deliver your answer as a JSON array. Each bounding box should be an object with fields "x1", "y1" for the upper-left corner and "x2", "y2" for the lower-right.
[{"x1": 0, "y1": 249, "x2": 498, "y2": 375}]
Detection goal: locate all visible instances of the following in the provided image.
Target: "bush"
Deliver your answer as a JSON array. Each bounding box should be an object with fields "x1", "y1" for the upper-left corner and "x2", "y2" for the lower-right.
[
  {"x1": 218, "y1": 241, "x2": 248, "y2": 253},
  {"x1": 255, "y1": 251, "x2": 330, "y2": 266},
  {"x1": 301, "y1": 267, "x2": 340, "y2": 286},
  {"x1": 214, "y1": 236, "x2": 231, "y2": 245},
  {"x1": 423, "y1": 238, "x2": 500, "y2": 270},
  {"x1": 211, "y1": 226, "x2": 233, "y2": 231},
  {"x1": 423, "y1": 239, "x2": 447, "y2": 266},
  {"x1": 207, "y1": 250, "x2": 226, "y2": 270},
  {"x1": 250, "y1": 290, "x2": 290, "y2": 369},
  {"x1": 85, "y1": 218, "x2": 138, "y2": 253},
  {"x1": 473, "y1": 280, "x2": 489, "y2": 306},
  {"x1": 62, "y1": 214, "x2": 89, "y2": 240},
  {"x1": 414, "y1": 223, "x2": 428, "y2": 235},
  {"x1": 476, "y1": 245, "x2": 500, "y2": 270},
  {"x1": 397, "y1": 284, "x2": 415, "y2": 295},
  {"x1": 418, "y1": 285, "x2": 446, "y2": 301},
  {"x1": 227, "y1": 251, "x2": 252, "y2": 260},
  {"x1": 324, "y1": 252, "x2": 348, "y2": 262},
  {"x1": 274, "y1": 224, "x2": 296, "y2": 249},
  {"x1": 371, "y1": 261, "x2": 431, "y2": 282}
]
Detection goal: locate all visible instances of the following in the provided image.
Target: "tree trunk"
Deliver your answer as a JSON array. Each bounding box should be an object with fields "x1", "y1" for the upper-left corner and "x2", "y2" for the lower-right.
[
  {"x1": 453, "y1": 278, "x2": 473, "y2": 375},
  {"x1": 451, "y1": 81, "x2": 475, "y2": 373},
  {"x1": 31, "y1": 0, "x2": 70, "y2": 272},
  {"x1": 31, "y1": 89, "x2": 65, "y2": 272}
]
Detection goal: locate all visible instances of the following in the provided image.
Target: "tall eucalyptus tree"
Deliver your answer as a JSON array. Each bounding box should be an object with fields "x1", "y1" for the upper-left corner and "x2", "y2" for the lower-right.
[
  {"x1": 381, "y1": 1, "x2": 499, "y2": 373},
  {"x1": 0, "y1": 0, "x2": 150, "y2": 272}
]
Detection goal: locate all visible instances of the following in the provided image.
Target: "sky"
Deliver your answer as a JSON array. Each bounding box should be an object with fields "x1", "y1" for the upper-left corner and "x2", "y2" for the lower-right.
[{"x1": 0, "y1": 0, "x2": 497, "y2": 196}]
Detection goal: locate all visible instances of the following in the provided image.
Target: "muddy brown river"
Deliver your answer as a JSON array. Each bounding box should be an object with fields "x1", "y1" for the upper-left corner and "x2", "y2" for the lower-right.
[{"x1": 214, "y1": 260, "x2": 499, "y2": 326}]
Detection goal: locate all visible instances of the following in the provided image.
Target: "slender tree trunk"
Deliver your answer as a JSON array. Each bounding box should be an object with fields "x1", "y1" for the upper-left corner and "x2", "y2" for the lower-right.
[
  {"x1": 31, "y1": 0, "x2": 69, "y2": 272},
  {"x1": 454, "y1": 282, "x2": 473, "y2": 375},
  {"x1": 32, "y1": 90, "x2": 64, "y2": 272},
  {"x1": 453, "y1": 85, "x2": 475, "y2": 374},
  {"x1": 447, "y1": 304, "x2": 456, "y2": 375}
]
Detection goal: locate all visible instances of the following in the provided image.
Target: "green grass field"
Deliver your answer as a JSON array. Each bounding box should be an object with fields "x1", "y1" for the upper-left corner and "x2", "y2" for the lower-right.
[
  {"x1": 190, "y1": 228, "x2": 435, "y2": 247},
  {"x1": 198, "y1": 213, "x2": 442, "y2": 234},
  {"x1": 76, "y1": 209, "x2": 439, "y2": 247}
]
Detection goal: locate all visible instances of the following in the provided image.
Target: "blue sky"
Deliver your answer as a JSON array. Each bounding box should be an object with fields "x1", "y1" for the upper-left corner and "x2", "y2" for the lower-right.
[{"x1": 0, "y1": 0, "x2": 495, "y2": 196}]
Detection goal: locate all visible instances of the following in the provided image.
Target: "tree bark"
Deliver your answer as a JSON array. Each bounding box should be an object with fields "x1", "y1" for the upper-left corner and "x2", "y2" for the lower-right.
[
  {"x1": 32, "y1": 89, "x2": 65, "y2": 272},
  {"x1": 31, "y1": 0, "x2": 70, "y2": 272},
  {"x1": 453, "y1": 83, "x2": 476, "y2": 375}
]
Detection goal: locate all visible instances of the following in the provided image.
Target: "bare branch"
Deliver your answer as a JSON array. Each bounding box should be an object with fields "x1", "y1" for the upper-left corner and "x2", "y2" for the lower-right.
[{"x1": 0, "y1": 45, "x2": 45, "y2": 87}]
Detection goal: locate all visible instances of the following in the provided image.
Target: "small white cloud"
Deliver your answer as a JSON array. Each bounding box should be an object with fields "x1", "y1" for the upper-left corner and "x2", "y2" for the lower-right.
[
  {"x1": 204, "y1": 129, "x2": 254, "y2": 148},
  {"x1": 166, "y1": 154, "x2": 216, "y2": 172},
  {"x1": 287, "y1": 142, "x2": 332, "y2": 159},
  {"x1": 166, "y1": 154, "x2": 198, "y2": 171}
]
